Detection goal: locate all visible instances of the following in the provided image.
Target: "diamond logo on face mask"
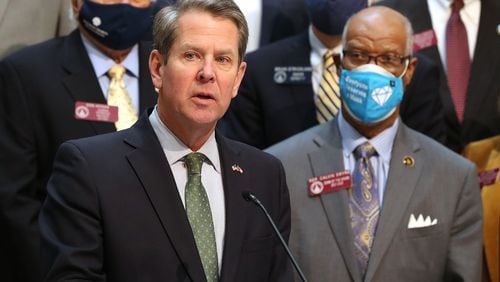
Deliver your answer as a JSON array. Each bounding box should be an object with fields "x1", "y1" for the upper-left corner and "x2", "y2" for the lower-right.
[{"x1": 371, "y1": 86, "x2": 393, "y2": 106}]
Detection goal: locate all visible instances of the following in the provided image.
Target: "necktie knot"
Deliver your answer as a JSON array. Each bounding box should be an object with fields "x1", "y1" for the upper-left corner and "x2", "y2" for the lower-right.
[
  {"x1": 353, "y1": 142, "x2": 377, "y2": 160},
  {"x1": 323, "y1": 49, "x2": 336, "y2": 70},
  {"x1": 451, "y1": 0, "x2": 464, "y2": 13},
  {"x1": 108, "y1": 64, "x2": 126, "y2": 80},
  {"x1": 184, "y1": 152, "x2": 206, "y2": 175}
]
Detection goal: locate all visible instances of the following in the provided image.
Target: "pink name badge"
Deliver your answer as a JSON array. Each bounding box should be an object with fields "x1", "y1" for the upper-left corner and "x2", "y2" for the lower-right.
[
  {"x1": 308, "y1": 170, "x2": 352, "y2": 196},
  {"x1": 412, "y1": 29, "x2": 437, "y2": 52},
  {"x1": 479, "y1": 168, "x2": 499, "y2": 188},
  {"x1": 74, "y1": 101, "x2": 118, "y2": 123}
]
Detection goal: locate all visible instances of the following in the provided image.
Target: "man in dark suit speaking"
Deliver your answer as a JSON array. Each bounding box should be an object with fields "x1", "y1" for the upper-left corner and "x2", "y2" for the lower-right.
[
  {"x1": 39, "y1": 1, "x2": 292, "y2": 281},
  {"x1": 0, "y1": 0, "x2": 157, "y2": 281}
]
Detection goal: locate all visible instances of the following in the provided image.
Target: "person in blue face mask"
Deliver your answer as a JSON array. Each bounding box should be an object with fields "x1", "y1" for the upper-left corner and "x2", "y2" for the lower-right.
[
  {"x1": 221, "y1": 0, "x2": 446, "y2": 150},
  {"x1": 0, "y1": 1, "x2": 157, "y2": 281},
  {"x1": 267, "y1": 6, "x2": 482, "y2": 282}
]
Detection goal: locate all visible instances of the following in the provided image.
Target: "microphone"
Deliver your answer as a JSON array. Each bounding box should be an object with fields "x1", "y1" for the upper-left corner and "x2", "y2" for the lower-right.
[{"x1": 242, "y1": 191, "x2": 308, "y2": 282}]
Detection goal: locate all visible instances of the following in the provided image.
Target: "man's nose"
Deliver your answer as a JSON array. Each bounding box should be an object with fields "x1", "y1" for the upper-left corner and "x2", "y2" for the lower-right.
[{"x1": 197, "y1": 60, "x2": 215, "y2": 82}]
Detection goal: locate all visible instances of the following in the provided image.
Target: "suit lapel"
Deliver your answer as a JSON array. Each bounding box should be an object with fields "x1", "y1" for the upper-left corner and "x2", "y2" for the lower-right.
[
  {"x1": 138, "y1": 41, "x2": 157, "y2": 113},
  {"x1": 217, "y1": 134, "x2": 249, "y2": 282},
  {"x1": 364, "y1": 125, "x2": 422, "y2": 281},
  {"x1": 125, "y1": 114, "x2": 206, "y2": 282},
  {"x1": 463, "y1": 0, "x2": 500, "y2": 122},
  {"x1": 307, "y1": 122, "x2": 362, "y2": 282},
  {"x1": 286, "y1": 33, "x2": 317, "y2": 127},
  {"x1": 61, "y1": 30, "x2": 116, "y2": 134},
  {"x1": 407, "y1": 0, "x2": 461, "y2": 133}
]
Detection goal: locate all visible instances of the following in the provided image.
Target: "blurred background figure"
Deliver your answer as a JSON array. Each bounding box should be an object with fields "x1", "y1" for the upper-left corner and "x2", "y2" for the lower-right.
[
  {"x1": 463, "y1": 135, "x2": 500, "y2": 282},
  {"x1": 0, "y1": 0, "x2": 157, "y2": 281},
  {"x1": 378, "y1": 0, "x2": 500, "y2": 153},
  {"x1": 233, "y1": 0, "x2": 309, "y2": 52},
  {"x1": 220, "y1": 0, "x2": 445, "y2": 149},
  {"x1": 153, "y1": 0, "x2": 310, "y2": 53},
  {"x1": 0, "y1": 0, "x2": 76, "y2": 58}
]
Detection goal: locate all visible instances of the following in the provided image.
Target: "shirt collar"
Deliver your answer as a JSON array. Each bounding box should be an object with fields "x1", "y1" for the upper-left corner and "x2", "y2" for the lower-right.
[
  {"x1": 80, "y1": 33, "x2": 140, "y2": 78},
  {"x1": 337, "y1": 110, "x2": 399, "y2": 163},
  {"x1": 149, "y1": 107, "x2": 221, "y2": 173},
  {"x1": 434, "y1": 0, "x2": 478, "y2": 8},
  {"x1": 308, "y1": 25, "x2": 343, "y2": 65}
]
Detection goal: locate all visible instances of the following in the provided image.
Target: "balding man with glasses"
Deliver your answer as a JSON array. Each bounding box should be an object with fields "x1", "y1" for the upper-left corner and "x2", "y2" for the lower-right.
[{"x1": 267, "y1": 6, "x2": 482, "y2": 282}]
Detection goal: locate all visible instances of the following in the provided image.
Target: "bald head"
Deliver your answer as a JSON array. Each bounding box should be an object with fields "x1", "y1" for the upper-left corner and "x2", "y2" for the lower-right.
[{"x1": 342, "y1": 6, "x2": 413, "y2": 56}]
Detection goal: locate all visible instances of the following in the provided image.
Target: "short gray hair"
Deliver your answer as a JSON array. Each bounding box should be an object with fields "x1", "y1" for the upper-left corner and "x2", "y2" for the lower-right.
[
  {"x1": 341, "y1": 8, "x2": 414, "y2": 56},
  {"x1": 153, "y1": 0, "x2": 248, "y2": 63}
]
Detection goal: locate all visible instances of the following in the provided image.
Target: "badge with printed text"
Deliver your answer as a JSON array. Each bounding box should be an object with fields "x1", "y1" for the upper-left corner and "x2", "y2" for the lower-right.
[
  {"x1": 74, "y1": 101, "x2": 118, "y2": 123},
  {"x1": 412, "y1": 29, "x2": 437, "y2": 52},
  {"x1": 273, "y1": 66, "x2": 312, "y2": 85},
  {"x1": 308, "y1": 170, "x2": 352, "y2": 196}
]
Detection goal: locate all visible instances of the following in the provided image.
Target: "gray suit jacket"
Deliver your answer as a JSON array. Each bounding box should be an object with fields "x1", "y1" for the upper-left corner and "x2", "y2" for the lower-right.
[
  {"x1": 267, "y1": 120, "x2": 482, "y2": 282},
  {"x1": 0, "y1": 0, "x2": 76, "y2": 58}
]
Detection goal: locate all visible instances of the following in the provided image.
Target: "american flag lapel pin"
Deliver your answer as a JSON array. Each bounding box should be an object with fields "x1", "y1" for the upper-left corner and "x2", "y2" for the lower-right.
[{"x1": 231, "y1": 164, "x2": 243, "y2": 174}]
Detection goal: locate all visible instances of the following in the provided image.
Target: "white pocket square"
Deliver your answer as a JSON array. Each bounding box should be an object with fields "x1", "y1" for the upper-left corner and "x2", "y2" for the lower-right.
[{"x1": 408, "y1": 213, "x2": 438, "y2": 229}]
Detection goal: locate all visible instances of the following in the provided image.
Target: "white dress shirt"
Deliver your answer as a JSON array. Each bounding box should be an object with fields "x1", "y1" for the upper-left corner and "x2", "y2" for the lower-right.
[
  {"x1": 427, "y1": 0, "x2": 481, "y2": 69},
  {"x1": 149, "y1": 107, "x2": 225, "y2": 272},
  {"x1": 80, "y1": 34, "x2": 140, "y2": 114},
  {"x1": 234, "y1": 0, "x2": 262, "y2": 53}
]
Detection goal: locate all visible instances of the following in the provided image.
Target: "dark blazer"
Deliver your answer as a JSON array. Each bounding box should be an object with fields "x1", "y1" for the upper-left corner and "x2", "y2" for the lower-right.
[
  {"x1": 0, "y1": 30, "x2": 157, "y2": 282},
  {"x1": 151, "y1": 0, "x2": 310, "y2": 47},
  {"x1": 220, "y1": 32, "x2": 445, "y2": 149},
  {"x1": 378, "y1": 0, "x2": 500, "y2": 152},
  {"x1": 267, "y1": 120, "x2": 482, "y2": 282},
  {"x1": 39, "y1": 113, "x2": 292, "y2": 282},
  {"x1": 259, "y1": 0, "x2": 309, "y2": 47}
]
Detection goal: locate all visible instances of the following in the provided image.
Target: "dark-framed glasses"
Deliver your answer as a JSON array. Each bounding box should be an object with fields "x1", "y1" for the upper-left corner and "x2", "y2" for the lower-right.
[{"x1": 343, "y1": 50, "x2": 411, "y2": 70}]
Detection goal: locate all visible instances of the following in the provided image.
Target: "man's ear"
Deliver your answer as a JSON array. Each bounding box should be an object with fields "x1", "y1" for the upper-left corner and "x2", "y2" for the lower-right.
[
  {"x1": 403, "y1": 56, "x2": 418, "y2": 88},
  {"x1": 71, "y1": 0, "x2": 82, "y2": 19},
  {"x1": 231, "y1": 61, "x2": 247, "y2": 98},
  {"x1": 149, "y1": 50, "x2": 164, "y2": 90}
]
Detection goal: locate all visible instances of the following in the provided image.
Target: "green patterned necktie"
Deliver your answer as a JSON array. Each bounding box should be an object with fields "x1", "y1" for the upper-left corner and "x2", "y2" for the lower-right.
[{"x1": 184, "y1": 152, "x2": 219, "y2": 282}]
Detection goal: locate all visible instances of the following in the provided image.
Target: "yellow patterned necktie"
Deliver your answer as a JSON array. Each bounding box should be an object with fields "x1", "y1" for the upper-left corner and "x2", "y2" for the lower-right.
[
  {"x1": 316, "y1": 49, "x2": 341, "y2": 123},
  {"x1": 184, "y1": 152, "x2": 219, "y2": 282},
  {"x1": 349, "y1": 142, "x2": 379, "y2": 277},
  {"x1": 107, "y1": 64, "x2": 138, "y2": 131}
]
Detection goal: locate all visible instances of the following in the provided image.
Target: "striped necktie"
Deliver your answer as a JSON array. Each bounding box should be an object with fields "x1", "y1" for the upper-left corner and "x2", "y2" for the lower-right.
[
  {"x1": 184, "y1": 152, "x2": 219, "y2": 282},
  {"x1": 349, "y1": 142, "x2": 379, "y2": 277},
  {"x1": 107, "y1": 64, "x2": 138, "y2": 130},
  {"x1": 316, "y1": 49, "x2": 341, "y2": 123}
]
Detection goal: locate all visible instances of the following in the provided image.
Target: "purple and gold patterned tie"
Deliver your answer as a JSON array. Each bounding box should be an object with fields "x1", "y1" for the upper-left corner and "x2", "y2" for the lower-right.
[{"x1": 349, "y1": 142, "x2": 379, "y2": 277}]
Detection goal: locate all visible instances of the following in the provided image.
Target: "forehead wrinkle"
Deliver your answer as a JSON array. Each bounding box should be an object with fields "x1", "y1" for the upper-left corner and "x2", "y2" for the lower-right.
[{"x1": 346, "y1": 15, "x2": 407, "y2": 54}]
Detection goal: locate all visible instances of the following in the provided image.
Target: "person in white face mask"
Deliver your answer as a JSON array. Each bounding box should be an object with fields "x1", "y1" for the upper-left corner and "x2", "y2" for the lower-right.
[{"x1": 267, "y1": 6, "x2": 482, "y2": 282}]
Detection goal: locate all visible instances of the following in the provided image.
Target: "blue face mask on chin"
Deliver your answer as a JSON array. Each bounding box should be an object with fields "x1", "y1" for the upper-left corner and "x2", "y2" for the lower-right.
[
  {"x1": 339, "y1": 63, "x2": 407, "y2": 124},
  {"x1": 79, "y1": 0, "x2": 153, "y2": 50}
]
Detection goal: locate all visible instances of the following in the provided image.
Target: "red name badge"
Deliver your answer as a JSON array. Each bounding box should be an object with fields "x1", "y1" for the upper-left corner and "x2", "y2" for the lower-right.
[
  {"x1": 479, "y1": 168, "x2": 499, "y2": 188},
  {"x1": 74, "y1": 101, "x2": 118, "y2": 123},
  {"x1": 412, "y1": 29, "x2": 437, "y2": 53},
  {"x1": 308, "y1": 170, "x2": 352, "y2": 196}
]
